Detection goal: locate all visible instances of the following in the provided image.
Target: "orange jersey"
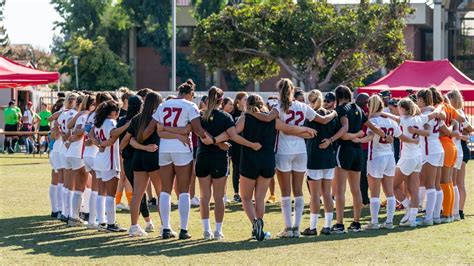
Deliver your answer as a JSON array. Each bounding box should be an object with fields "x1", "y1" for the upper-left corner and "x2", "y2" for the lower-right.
[{"x1": 442, "y1": 103, "x2": 458, "y2": 127}]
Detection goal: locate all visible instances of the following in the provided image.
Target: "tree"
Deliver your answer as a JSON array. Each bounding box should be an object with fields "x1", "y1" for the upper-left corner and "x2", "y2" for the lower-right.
[
  {"x1": 191, "y1": 0, "x2": 412, "y2": 91},
  {"x1": 0, "y1": 0, "x2": 9, "y2": 54},
  {"x1": 4, "y1": 45, "x2": 57, "y2": 71},
  {"x1": 61, "y1": 36, "x2": 132, "y2": 91}
]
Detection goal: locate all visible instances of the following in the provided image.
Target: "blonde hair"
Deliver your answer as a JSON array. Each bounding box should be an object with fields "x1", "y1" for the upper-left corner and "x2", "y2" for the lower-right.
[
  {"x1": 368, "y1": 95, "x2": 384, "y2": 116},
  {"x1": 398, "y1": 98, "x2": 420, "y2": 116},
  {"x1": 307, "y1": 90, "x2": 323, "y2": 110},
  {"x1": 277, "y1": 78, "x2": 294, "y2": 113},
  {"x1": 203, "y1": 86, "x2": 224, "y2": 121},
  {"x1": 247, "y1": 94, "x2": 267, "y2": 114},
  {"x1": 447, "y1": 89, "x2": 464, "y2": 109},
  {"x1": 65, "y1": 93, "x2": 78, "y2": 109}
]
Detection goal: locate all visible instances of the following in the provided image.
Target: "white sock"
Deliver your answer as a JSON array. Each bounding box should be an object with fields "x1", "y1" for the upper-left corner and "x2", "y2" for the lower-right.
[
  {"x1": 323, "y1": 212, "x2": 332, "y2": 228},
  {"x1": 49, "y1": 185, "x2": 58, "y2": 212},
  {"x1": 97, "y1": 195, "x2": 106, "y2": 224},
  {"x1": 72, "y1": 191, "x2": 83, "y2": 219},
  {"x1": 215, "y1": 222, "x2": 222, "y2": 233},
  {"x1": 370, "y1": 197, "x2": 380, "y2": 224},
  {"x1": 89, "y1": 191, "x2": 98, "y2": 224},
  {"x1": 293, "y1": 196, "x2": 304, "y2": 228},
  {"x1": 146, "y1": 220, "x2": 153, "y2": 226},
  {"x1": 310, "y1": 213, "x2": 318, "y2": 230},
  {"x1": 418, "y1": 186, "x2": 426, "y2": 208},
  {"x1": 401, "y1": 198, "x2": 410, "y2": 220},
  {"x1": 281, "y1": 197, "x2": 292, "y2": 228},
  {"x1": 409, "y1": 208, "x2": 418, "y2": 222},
  {"x1": 433, "y1": 190, "x2": 443, "y2": 219},
  {"x1": 57, "y1": 183, "x2": 64, "y2": 214},
  {"x1": 424, "y1": 189, "x2": 436, "y2": 221},
  {"x1": 178, "y1": 193, "x2": 190, "y2": 230},
  {"x1": 63, "y1": 189, "x2": 69, "y2": 217},
  {"x1": 386, "y1": 196, "x2": 396, "y2": 224},
  {"x1": 453, "y1": 186, "x2": 460, "y2": 217},
  {"x1": 68, "y1": 189, "x2": 74, "y2": 218},
  {"x1": 106, "y1": 196, "x2": 116, "y2": 225},
  {"x1": 159, "y1": 192, "x2": 171, "y2": 229},
  {"x1": 202, "y1": 218, "x2": 211, "y2": 232},
  {"x1": 82, "y1": 188, "x2": 91, "y2": 213}
]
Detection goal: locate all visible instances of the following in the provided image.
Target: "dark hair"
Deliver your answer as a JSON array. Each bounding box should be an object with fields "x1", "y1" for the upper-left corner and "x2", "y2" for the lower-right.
[
  {"x1": 137, "y1": 92, "x2": 163, "y2": 143},
  {"x1": 52, "y1": 98, "x2": 65, "y2": 113},
  {"x1": 416, "y1": 89, "x2": 433, "y2": 106},
  {"x1": 222, "y1": 97, "x2": 233, "y2": 108},
  {"x1": 233, "y1": 92, "x2": 248, "y2": 111},
  {"x1": 429, "y1": 86, "x2": 443, "y2": 105},
  {"x1": 178, "y1": 79, "x2": 195, "y2": 95},
  {"x1": 125, "y1": 96, "x2": 143, "y2": 121},
  {"x1": 95, "y1": 92, "x2": 113, "y2": 107},
  {"x1": 120, "y1": 87, "x2": 134, "y2": 102},
  {"x1": 335, "y1": 85, "x2": 352, "y2": 105},
  {"x1": 94, "y1": 100, "x2": 119, "y2": 128},
  {"x1": 8, "y1": 101, "x2": 15, "y2": 107},
  {"x1": 294, "y1": 88, "x2": 304, "y2": 99},
  {"x1": 203, "y1": 87, "x2": 224, "y2": 121},
  {"x1": 137, "y1": 88, "x2": 152, "y2": 98},
  {"x1": 110, "y1": 92, "x2": 119, "y2": 102},
  {"x1": 247, "y1": 94, "x2": 267, "y2": 113},
  {"x1": 79, "y1": 95, "x2": 95, "y2": 112}
]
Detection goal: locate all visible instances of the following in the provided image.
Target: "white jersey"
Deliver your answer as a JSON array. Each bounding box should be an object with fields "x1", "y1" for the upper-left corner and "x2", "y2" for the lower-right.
[
  {"x1": 66, "y1": 113, "x2": 87, "y2": 158},
  {"x1": 58, "y1": 109, "x2": 77, "y2": 153},
  {"x1": 419, "y1": 109, "x2": 444, "y2": 156},
  {"x1": 93, "y1": 118, "x2": 120, "y2": 171},
  {"x1": 276, "y1": 101, "x2": 317, "y2": 155},
  {"x1": 454, "y1": 109, "x2": 466, "y2": 157},
  {"x1": 400, "y1": 114, "x2": 429, "y2": 160},
  {"x1": 152, "y1": 98, "x2": 200, "y2": 153},
  {"x1": 83, "y1": 112, "x2": 99, "y2": 158},
  {"x1": 367, "y1": 116, "x2": 401, "y2": 160},
  {"x1": 23, "y1": 109, "x2": 34, "y2": 124},
  {"x1": 52, "y1": 120, "x2": 63, "y2": 153}
]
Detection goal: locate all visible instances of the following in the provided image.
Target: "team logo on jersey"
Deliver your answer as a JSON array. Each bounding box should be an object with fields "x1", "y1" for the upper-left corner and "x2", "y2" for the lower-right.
[{"x1": 355, "y1": 111, "x2": 359, "y2": 116}]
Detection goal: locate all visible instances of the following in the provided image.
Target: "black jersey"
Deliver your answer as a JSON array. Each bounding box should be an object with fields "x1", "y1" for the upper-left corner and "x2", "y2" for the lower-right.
[
  {"x1": 117, "y1": 117, "x2": 134, "y2": 159},
  {"x1": 240, "y1": 113, "x2": 276, "y2": 167},
  {"x1": 305, "y1": 108, "x2": 338, "y2": 169},
  {"x1": 336, "y1": 103, "x2": 368, "y2": 147},
  {"x1": 198, "y1": 109, "x2": 234, "y2": 155},
  {"x1": 127, "y1": 115, "x2": 160, "y2": 146}
]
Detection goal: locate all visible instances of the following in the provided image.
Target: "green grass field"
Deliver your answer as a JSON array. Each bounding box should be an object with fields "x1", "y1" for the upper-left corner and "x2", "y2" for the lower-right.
[{"x1": 0, "y1": 154, "x2": 473, "y2": 264}]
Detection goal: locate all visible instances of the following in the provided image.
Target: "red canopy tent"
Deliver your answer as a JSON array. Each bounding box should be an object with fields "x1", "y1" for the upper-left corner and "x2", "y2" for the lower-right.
[
  {"x1": 358, "y1": 59, "x2": 474, "y2": 101},
  {"x1": 0, "y1": 56, "x2": 59, "y2": 88}
]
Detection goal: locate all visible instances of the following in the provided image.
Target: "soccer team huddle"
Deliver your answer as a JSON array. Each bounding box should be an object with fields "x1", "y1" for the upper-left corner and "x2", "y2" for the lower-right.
[{"x1": 46, "y1": 78, "x2": 472, "y2": 241}]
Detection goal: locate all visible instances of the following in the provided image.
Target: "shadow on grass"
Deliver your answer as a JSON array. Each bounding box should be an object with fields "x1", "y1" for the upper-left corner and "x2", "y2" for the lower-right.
[{"x1": 0, "y1": 210, "x2": 423, "y2": 259}]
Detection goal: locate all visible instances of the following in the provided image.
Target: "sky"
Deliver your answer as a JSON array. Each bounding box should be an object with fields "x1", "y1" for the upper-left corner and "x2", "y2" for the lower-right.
[{"x1": 4, "y1": 0, "x2": 62, "y2": 51}]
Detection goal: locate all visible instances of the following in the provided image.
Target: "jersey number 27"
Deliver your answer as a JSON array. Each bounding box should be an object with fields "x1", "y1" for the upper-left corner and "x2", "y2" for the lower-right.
[{"x1": 163, "y1": 107, "x2": 183, "y2": 127}]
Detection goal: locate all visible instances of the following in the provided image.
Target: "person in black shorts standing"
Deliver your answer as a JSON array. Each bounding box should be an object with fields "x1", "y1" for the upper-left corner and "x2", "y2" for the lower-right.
[
  {"x1": 331, "y1": 85, "x2": 386, "y2": 233},
  {"x1": 196, "y1": 87, "x2": 261, "y2": 240},
  {"x1": 230, "y1": 92, "x2": 248, "y2": 203}
]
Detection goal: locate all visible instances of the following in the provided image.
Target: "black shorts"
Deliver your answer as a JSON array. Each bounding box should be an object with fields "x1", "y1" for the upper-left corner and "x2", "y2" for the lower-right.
[
  {"x1": 462, "y1": 141, "x2": 470, "y2": 163},
  {"x1": 336, "y1": 145, "x2": 363, "y2": 171},
  {"x1": 132, "y1": 150, "x2": 160, "y2": 172},
  {"x1": 193, "y1": 146, "x2": 197, "y2": 160},
  {"x1": 240, "y1": 167, "x2": 275, "y2": 180},
  {"x1": 195, "y1": 152, "x2": 229, "y2": 179},
  {"x1": 123, "y1": 156, "x2": 134, "y2": 184},
  {"x1": 239, "y1": 150, "x2": 275, "y2": 180},
  {"x1": 39, "y1": 125, "x2": 51, "y2": 132},
  {"x1": 4, "y1": 124, "x2": 18, "y2": 132}
]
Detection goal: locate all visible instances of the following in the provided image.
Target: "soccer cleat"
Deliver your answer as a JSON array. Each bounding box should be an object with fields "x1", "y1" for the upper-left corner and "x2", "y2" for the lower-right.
[
  {"x1": 399, "y1": 220, "x2": 416, "y2": 228},
  {"x1": 203, "y1": 230, "x2": 214, "y2": 240},
  {"x1": 400, "y1": 211, "x2": 410, "y2": 224},
  {"x1": 106, "y1": 223, "x2": 127, "y2": 232},
  {"x1": 420, "y1": 219, "x2": 433, "y2": 226},
  {"x1": 98, "y1": 223, "x2": 108, "y2": 232},
  {"x1": 51, "y1": 211, "x2": 59, "y2": 218},
  {"x1": 255, "y1": 218, "x2": 265, "y2": 241},
  {"x1": 348, "y1": 222, "x2": 362, "y2": 232},
  {"x1": 87, "y1": 223, "x2": 99, "y2": 230},
  {"x1": 116, "y1": 203, "x2": 130, "y2": 211},
  {"x1": 459, "y1": 210, "x2": 465, "y2": 220},
  {"x1": 440, "y1": 216, "x2": 450, "y2": 224},
  {"x1": 129, "y1": 225, "x2": 148, "y2": 237},
  {"x1": 145, "y1": 223, "x2": 155, "y2": 233},
  {"x1": 381, "y1": 222, "x2": 394, "y2": 230},
  {"x1": 56, "y1": 211, "x2": 62, "y2": 220},
  {"x1": 330, "y1": 224, "x2": 346, "y2": 234},
  {"x1": 162, "y1": 229, "x2": 172, "y2": 239},
  {"x1": 214, "y1": 231, "x2": 225, "y2": 240},
  {"x1": 60, "y1": 215, "x2": 68, "y2": 223},
  {"x1": 292, "y1": 227, "x2": 300, "y2": 238},
  {"x1": 179, "y1": 229, "x2": 192, "y2": 240},
  {"x1": 233, "y1": 194, "x2": 242, "y2": 203},
  {"x1": 148, "y1": 197, "x2": 157, "y2": 206},
  {"x1": 266, "y1": 195, "x2": 277, "y2": 204},
  {"x1": 301, "y1": 228, "x2": 318, "y2": 236},
  {"x1": 364, "y1": 223, "x2": 381, "y2": 230},
  {"x1": 433, "y1": 217, "x2": 442, "y2": 224},
  {"x1": 190, "y1": 196, "x2": 200, "y2": 207},
  {"x1": 252, "y1": 219, "x2": 257, "y2": 239},
  {"x1": 67, "y1": 218, "x2": 88, "y2": 227},
  {"x1": 320, "y1": 227, "x2": 331, "y2": 235},
  {"x1": 277, "y1": 227, "x2": 294, "y2": 238}
]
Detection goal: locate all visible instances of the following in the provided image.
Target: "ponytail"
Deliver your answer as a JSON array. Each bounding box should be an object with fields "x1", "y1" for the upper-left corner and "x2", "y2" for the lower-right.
[
  {"x1": 307, "y1": 90, "x2": 323, "y2": 110},
  {"x1": 203, "y1": 86, "x2": 224, "y2": 121},
  {"x1": 94, "y1": 100, "x2": 119, "y2": 128},
  {"x1": 368, "y1": 95, "x2": 384, "y2": 116},
  {"x1": 277, "y1": 78, "x2": 294, "y2": 113}
]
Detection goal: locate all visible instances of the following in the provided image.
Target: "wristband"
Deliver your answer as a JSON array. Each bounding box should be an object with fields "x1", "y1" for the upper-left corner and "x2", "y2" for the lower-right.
[{"x1": 212, "y1": 136, "x2": 216, "y2": 144}]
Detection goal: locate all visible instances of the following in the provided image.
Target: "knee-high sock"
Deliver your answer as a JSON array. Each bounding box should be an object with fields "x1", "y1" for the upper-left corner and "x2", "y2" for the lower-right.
[
  {"x1": 370, "y1": 197, "x2": 380, "y2": 224},
  {"x1": 409, "y1": 208, "x2": 418, "y2": 222},
  {"x1": 453, "y1": 186, "x2": 460, "y2": 217},
  {"x1": 68, "y1": 189, "x2": 73, "y2": 218},
  {"x1": 424, "y1": 189, "x2": 436, "y2": 221},
  {"x1": 448, "y1": 182, "x2": 454, "y2": 216},
  {"x1": 281, "y1": 197, "x2": 292, "y2": 228},
  {"x1": 418, "y1": 186, "x2": 426, "y2": 208},
  {"x1": 72, "y1": 191, "x2": 83, "y2": 219},
  {"x1": 81, "y1": 188, "x2": 91, "y2": 213},
  {"x1": 159, "y1": 192, "x2": 171, "y2": 229},
  {"x1": 49, "y1": 185, "x2": 58, "y2": 213},
  {"x1": 324, "y1": 212, "x2": 333, "y2": 228},
  {"x1": 106, "y1": 196, "x2": 116, "y2": 225},
  {"x1": 126, "y1": 192, "x2": 133, "y2": 206},
  {"x1": 433, "y1": 190, "x2": 443, "y2": 219},
  {"x1": 178, "y1": 193, "x2": 190, "y2": 230},
  {"x1": 63, "y1": 189, "x2": 70, "y2": 217},
  {"x1": 96, "y1": 195, "x2": 106, "y2": 224},
  {"x1": 386, "y1": 196, "x2": 396, "y2": 224},
  {"x1": 115, "y1": 192, "x2": 123, "y2": 205},
  {"x1": 401, "y1": 198, "x2": 410, "y2": 221},
  {"x1": 57, "y1": 183, "x2": 64, "y2": 214},
  {"x1": 441, "y1": 183, "x2": 452, "y2": 217},
  {"x1": 293, "y1": 196, "x2": 304, "y2": 228},
  {"x1": 89, "y1": 191, "x2": 98, "y2": 224},
  {"x1": 310, "y1": 213, "x2": 318, "y2": 230}
]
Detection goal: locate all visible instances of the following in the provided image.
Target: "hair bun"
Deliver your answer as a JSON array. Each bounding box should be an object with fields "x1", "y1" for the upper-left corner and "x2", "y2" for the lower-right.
[{"x1": 186, "y1": 79, "x2": 195, "y2": 86}]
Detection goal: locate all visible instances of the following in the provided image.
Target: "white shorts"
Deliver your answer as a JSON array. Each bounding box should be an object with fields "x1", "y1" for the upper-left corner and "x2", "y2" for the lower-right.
[
  {"x1": 49, "y1": 152, "x2": 60, "y2": 173},
  {"x1": 455, "y1": 156, "x2": 463, "y2": 170},
  {"x1": 307, "y1": 168, "x2": 334, "y2": 181},
  {"x1": 66, "y1": 157, "x2": 84, "y2": 171},
  {"x1": 159, "y1": 152, "x2": 193, "y2": 167},
  {"x1": 275, "y1": 153, "x2": 307, "y2": 172},
  {"x1": 423, "y1": 152, "x2": 444, "y2": 167},
  {"x1": 367, "y1": 155, "x2": 396, "y2": 179},
  {"x1": 96, "y1": 170, "x2": 119, "y2": 182},
  {"x1": 58, "y1": 152, "x2": 67, "y2": 169},
  {"x1": 397, "y1": 157, "x2": 422, "y2": 176},
  {"x1": 83, "y1": 156, "x2": 95, "y2": 172}
]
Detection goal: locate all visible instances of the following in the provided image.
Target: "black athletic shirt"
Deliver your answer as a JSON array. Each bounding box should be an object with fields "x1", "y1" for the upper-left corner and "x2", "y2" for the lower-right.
[
  {"x1": 305, "y1": 108, "x2": 338, "y2": 169},
  {"x1": 119, "y1": 108, "x2": 127, "y2": 120},
  {"x1": 240, "y1": 113, "x2": 276, "y2": 162},
  {"x1": 117, "y1": 117, "x2": 134, "y2": 159},
  {"x1": 230, "y1": 109, "x2": 243, "y2": 157},
  {"x1": 198, "y1": 109, "x2": 234, "y2": 155},
  {"x1": 336, "y1": 103, "x2": 368, "y2": 147},
  {"x1": 127, "y1": 115, "x2": 160, "y2": 146}
]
